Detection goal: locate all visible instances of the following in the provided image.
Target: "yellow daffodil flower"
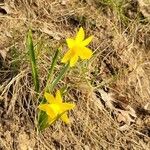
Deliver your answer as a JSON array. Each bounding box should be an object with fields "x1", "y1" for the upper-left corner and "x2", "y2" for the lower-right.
[
  {"x1": 62, "y1": 27, "x2": 93, "y2": 67},
  {"x1": 38, "y1": 90, "x2": 75, "y2": 125}
]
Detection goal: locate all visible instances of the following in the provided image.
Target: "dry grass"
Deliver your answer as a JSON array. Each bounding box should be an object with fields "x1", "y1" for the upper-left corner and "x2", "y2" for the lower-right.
[{"x1": 0, "y1": 0, "x2": 150, "y2": 149}]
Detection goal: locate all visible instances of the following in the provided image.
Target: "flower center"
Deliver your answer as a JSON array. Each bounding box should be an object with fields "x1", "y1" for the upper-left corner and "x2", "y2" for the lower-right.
[
  {"x1": 72, "y1": 45, "x2": 81, "y2": 56},
  {"x1": 50, "y1": 104, "x2": 61, "y2": 116}
]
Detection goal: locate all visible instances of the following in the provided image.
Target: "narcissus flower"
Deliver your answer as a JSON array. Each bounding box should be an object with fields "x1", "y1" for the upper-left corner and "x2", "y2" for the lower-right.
[
  {"x1": 62, "y1": 27, "x2": 93, "y2": 67},
  {"x1": 38, "y1": 90, "x2": 75, "y2": 125}
]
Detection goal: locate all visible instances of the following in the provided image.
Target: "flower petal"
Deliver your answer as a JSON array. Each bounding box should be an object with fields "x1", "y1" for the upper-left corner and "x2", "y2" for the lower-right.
[
  {"x1": 55, "y1": 90, "x2": 62, "y2": 103},
  {"x1": 38, "y1": 104, "x2": 56, "y2": 118},
  {"x1": 61, "y1": 112, "x2": 70, "y2": 124},
  {"x1": 60, "y1": 103, "x2": 75, "y2": 112},
  {"x1": 82, "y1": 35, "x2": 93, "y2": 46},
  {"x1": 79, "y1": 47, "x2": 93, "y2": 60},
  {"x1": 44, "y1": 92, "x2": 55, "y2": 103},
  {"x1": 50, "y1": 104, "x2": 61, "y2": 115},
  {"x1": 61, "y1": 50, "x2": 72, "y2": 63},
  {"x1": 66, "y1": 38, "x2": 75, "y2": 49},
  {"x1": 70, "y1": 55, "x2": 78, "y2": 67},
  {"x1": 75, "y1": 27, "x2": 85, "y2": 42},
  {"x1": 48, "y1": 116, "x2": 56, "y2": 125},
  {"x1": 38, "y1": 104, "x2": 49, "y2": 111}
]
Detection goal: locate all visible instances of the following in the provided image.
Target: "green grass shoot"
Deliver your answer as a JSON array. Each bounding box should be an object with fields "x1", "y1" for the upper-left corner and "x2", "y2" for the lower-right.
[{"x1": 27, "y1": 29, "x2": 40, "y2": 93}]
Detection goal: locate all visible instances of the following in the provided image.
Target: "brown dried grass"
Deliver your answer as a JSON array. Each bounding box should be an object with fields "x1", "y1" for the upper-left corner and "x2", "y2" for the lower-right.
[{"x1": 0, "y1": 0, "x2": 150, "y2": 149}]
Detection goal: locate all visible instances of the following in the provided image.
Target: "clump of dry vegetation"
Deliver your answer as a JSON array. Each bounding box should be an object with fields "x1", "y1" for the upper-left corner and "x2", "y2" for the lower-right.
[{"x1": 0, "y1": 0, "x2": 150, "y2": 149}]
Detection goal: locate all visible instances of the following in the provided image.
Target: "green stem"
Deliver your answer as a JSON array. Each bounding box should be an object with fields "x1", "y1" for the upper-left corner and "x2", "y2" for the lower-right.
[
  {"x1": 27, "y1": 29, "x2": 39, "y2": 93},
  {"x1": 46, "y1": 48, "x2": 60, "y2": 85},
  {"x1": 47, "y1": 63, "x2": 69, "y2": 92}
]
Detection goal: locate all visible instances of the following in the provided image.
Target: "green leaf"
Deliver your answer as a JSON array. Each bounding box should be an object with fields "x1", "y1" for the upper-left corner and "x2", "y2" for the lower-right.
[
  {"x1": 27, "y1": 29, "x2": 40, "y2": 93},
  {"x1": 38, "y1": 111, "x2": 49, "y2": 131},
  {"x1": 46, "y1": 48, "x2": 60, "y2": 89},
  {"x1": 47, "y1": 63, "x2": 69, "y2": 92}
]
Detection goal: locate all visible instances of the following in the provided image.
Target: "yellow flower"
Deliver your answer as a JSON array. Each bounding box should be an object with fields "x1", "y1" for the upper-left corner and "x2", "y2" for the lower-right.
[
  {"x1": 38, "y1": 90, "x2": 75, "y2": 125},
  {"x1": 62, "y1": 27, "x2": 93, "y2": 67}
]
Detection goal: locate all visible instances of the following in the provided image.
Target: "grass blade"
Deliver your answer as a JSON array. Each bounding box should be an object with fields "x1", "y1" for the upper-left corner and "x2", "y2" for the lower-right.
[
  {"x1": 47, "y1": 48, "x2": 60, "y2": 84},
  {"x1": 47, "y1": 63, "x2": 69, "y2": 92},
  {"x1": 27, "y1": 29, "x2": 40, "y2": 93}
]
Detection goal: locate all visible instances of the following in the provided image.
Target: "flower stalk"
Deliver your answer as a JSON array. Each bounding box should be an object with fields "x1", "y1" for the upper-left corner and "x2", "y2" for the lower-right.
[
  {"x1": 46, "y1": 63, "x2": 69, "y2": 92},
  {"x1": 27, "y1": 27, "x2": 93, "y2": 131}
]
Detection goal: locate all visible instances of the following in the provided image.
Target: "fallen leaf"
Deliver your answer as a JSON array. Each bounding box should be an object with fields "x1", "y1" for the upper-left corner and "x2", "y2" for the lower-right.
[
  {"x1": 95, "y1": 89, "x2": 137, "y2": 130},
  {"x1": 0, "y1": 3, "x2": 12, "y2": 15},
  {"x1": 0, "y1": 7, "x2": 7, "y2": 14},
  {"x1": 0, "y1": 48, "x2": 9, "y2": 60},
  {"x1": 116, "y1": 108, "x2": 136, "y2": 125},
  {"x1": 115, "y1": 105, "x2": 137, "y2": 126},
  {"x1": 118, "y1": 124, "x2": 130, "y2": 131},
  {"x1": 40, "y1": 26, "x2": 62, "y2": 40},
  {"x1": 91, "y1": 92, "x2": 104, "y2": 110},
  {"x1": 144, "y1": 103, "x2": 150, "y2": 110},
  {"x1": 98, "y1": 89, "x2": 115, "y2": 110}
]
